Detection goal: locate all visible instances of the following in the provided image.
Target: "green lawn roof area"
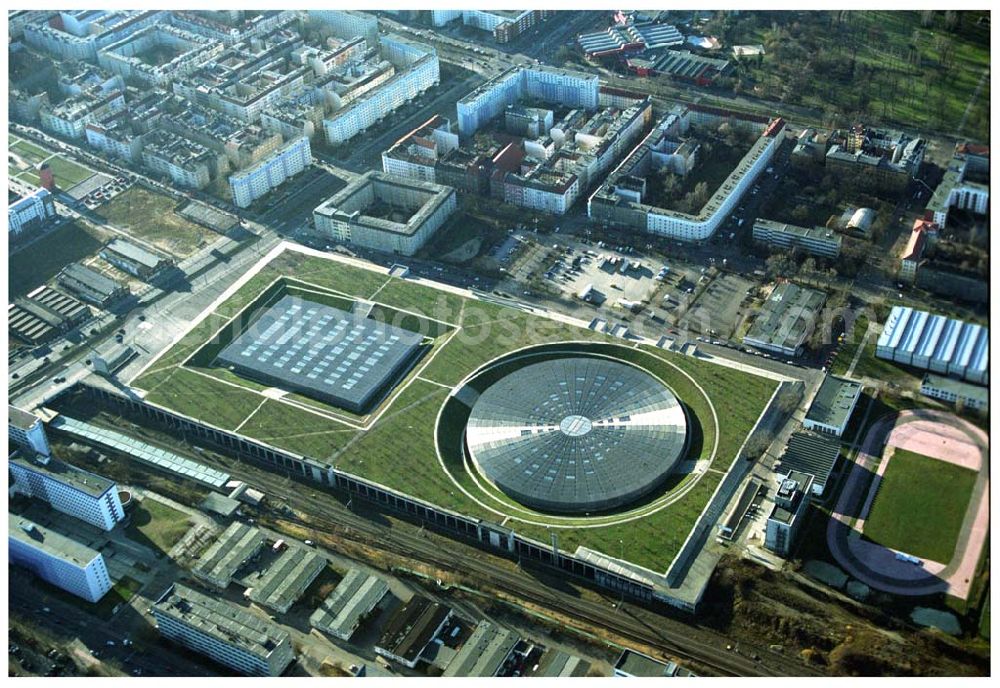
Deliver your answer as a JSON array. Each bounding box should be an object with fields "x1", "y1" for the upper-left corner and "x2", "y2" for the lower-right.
[
  {"x1": 863, "y1": 448, "x2": 978, "y2": 563},
  {"x1": 129, "y1": 248, "x2": 779, "y2": 570}
]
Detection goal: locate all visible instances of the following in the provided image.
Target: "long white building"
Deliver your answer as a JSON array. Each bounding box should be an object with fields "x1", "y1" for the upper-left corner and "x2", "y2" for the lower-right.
[
  {"x1": 153, "y1": 584, "x2": 295, "y2": 677},
  {"x1": 589, "y1": 110, "x2": 785, "y2": 241},
  {"x1": 9, "y1": 189, "x2": 57, "y2": 239},
  {"x1": 324, "y1": 35, "x2": 439, "y2": 144},
  {"x1": 457, "y1": 65, "x2": 600, "y2": 137},
  {"x1": 876, "y1": 306, "x2": 988, "y2": 385},
  {"x1": 9, "y1": 517, "x2": 113, "y2": 603},
  {"x1": 9, "y1": 453, "x2": 125, "y2": 531},
  {"x1": 229, "y1": 136, "x2": 311, "y2": 208}
]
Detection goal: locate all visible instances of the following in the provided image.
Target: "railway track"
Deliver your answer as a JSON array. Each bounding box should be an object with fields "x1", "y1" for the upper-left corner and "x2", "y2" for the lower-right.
[
  {"x1": 243, "y1": 469, "x2": 817, "y2": 677},
  {"x1": 75, "y1": 416, "x2": 819, "y2": 677}
]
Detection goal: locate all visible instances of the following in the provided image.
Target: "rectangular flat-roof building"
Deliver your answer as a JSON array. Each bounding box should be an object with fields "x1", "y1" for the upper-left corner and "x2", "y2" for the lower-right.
[
  {"x1": 9, "y1": 517, "x2": 112, "y2": 603},
  {"x1": 153, "y1": 583, "x2": 295, "y2": 677},
  {"x1": 9, "y1": 453, "x2": 125, "y2": 531},
  {"x1": 773, "y1": 431, "x2": 841, "y2": 496},
  {"x1": 217, "y1": 295, "x2": 424, "y2": 413},
  {"x1": 920, "y1": 373, "x2": 988, "y2": 413},
  {"x1": 752, "y1": 218, "x2": 842, "y2": 259},
  {"x1": 375, "y1": 596, "x2": 452, "y2": 669},
  {"x1": 743, "y1": 282, "x2": 826, "y2": 357},
  {"x1": 529, "y1": 649, "x2": 591, "y2": 677},
  {"x1": 192, "y1": 522, "x2": 266, "y2": 588},
  {"x1": 245, "y1": 545, "x2": 326, "y2": 613},
  {"x1": 876, "y1": 306, "x2": 988, "y2": 385},
  {"x1": 310, "y1": 569, "x2": 389, "y2": 641},
  {"x1": 803, "y1": 375, "x2": 863, "y2": 437},
  {"x1": 613, "y1": 649, "x2": 694, "y2": 677},
  {"x1": 443, "y1": 622, "x2": 520, "y2": 677}
]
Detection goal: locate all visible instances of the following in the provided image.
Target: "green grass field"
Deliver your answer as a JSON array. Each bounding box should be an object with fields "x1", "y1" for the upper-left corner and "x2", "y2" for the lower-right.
[
  {"x1": 9, "y1": 137, "x2": 95, "y2": 189},
  {"x1": 863, "y1": 448, "x2": 977, "y2": 563},
  {"x1": 127, "y1": 498, "x2": 193, "y2": 553},
  {"x1": 94, "y1": 187, "x2": 213, "y2": 258},
  {"x1": 131, "y1": 248, "x2": 778, "y2": 570},
  {"x1": 8, "y1": 219, "x2": 112, "y2": 298}
]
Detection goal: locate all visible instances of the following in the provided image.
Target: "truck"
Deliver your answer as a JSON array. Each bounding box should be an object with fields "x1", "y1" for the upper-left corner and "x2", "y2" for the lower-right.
[{"x1": 619, "y1": 258, "x2": 630, "y2": 274}]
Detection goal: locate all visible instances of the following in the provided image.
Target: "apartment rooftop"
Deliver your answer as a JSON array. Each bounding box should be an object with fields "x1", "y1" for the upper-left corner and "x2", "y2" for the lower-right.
[
  {"x1": 9, "y1": 517, "x2": 101, "y2": 568},
  {"x1": 10, "y1": 452, "x2": 116, "y2": 498},
  {"x1": 8, "y1": 405, "x2": 41, "y2": 431},
  {"x1": 143, "y1": 130, "x2": 213, "y2": 167},
  {"x1": 154, "y1": 583, "x2": 291, "y2": 659}
]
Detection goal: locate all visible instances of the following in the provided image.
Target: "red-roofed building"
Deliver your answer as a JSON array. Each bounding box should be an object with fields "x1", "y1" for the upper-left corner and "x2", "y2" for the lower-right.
[{"x1": 899, "y1": 217, "x2": 938, "y2": 284}]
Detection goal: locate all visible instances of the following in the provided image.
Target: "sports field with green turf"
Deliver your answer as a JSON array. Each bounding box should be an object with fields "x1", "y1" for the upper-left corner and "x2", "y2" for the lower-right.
[
  {"x1": 863, "y1": 448, "x2": 977, "y2": 563},
  {"x1": 130, "y1": 247, "x2": 778, "y2": 571}
]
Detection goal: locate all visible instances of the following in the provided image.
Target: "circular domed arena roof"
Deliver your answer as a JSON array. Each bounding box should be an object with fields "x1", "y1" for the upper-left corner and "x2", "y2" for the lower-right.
[{"x1": 465, "y1": 356, "x2": 688, "y2": 514}]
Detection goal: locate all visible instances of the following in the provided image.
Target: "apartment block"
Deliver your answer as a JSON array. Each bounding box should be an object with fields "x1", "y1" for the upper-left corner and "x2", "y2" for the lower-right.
[
  {"x1": 229, "y1": 136, "x2": 311, "y2": 208},
  {"x1": 9, "y1": 453, "x2": 125, "y2": 531},
  {"x1": 9, "y1": 517, "x2": 113, "y2": 603}
]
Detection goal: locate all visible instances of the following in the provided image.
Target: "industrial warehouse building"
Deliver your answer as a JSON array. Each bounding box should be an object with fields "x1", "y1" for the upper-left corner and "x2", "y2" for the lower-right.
[
  {"x1": 920, "y1": 373, "x2": 988, "y2": 412},
  {"x1": 443, "y1": 622, "x2": 520, "y2": 677},
  {"x1": 313, "y1": 171, "x2": 457, "y2": 256},
  {"x1": 310, "y1": 569, "x2": 389, "y2": 641},
  {"x1": 9, "y1": 517, "x2": 113, "y2": 603},
  {"x1": 876, "y1": 306, "x2": 988, "y2": 385},
  {"x1": 613, "y1": 649, "x2": 696, "y2": 677},
  {"x1": 217, "y1": 295, "x2": 425, "y2": 413},
  {"x1": 742, "y1": 282, "x2": 826, "y2": 357},
  {"x1": 243, "y1": 543, "x2": 326, "y2": 613},
  {"x1": 100, "y1": 238, "x2": 172, "y2": 280},
  {"x1": 192, "y1": 522, "x2": 266, "y2": 589},
  {"x1": 153, "y1": 583, "x2": 295, "y2": 677},
  {"x1": 772, "y1": 431, "x2": 841, "y2": 496},
  {"x1": 9, "y1": 286, "x2": 90, "y2": 345},
  {"x1": 57, "y1": 262, "x2": 129, "y2": 308},
  {"x1": 375, "y1": 596, "x2": 452, "y2": 669}
]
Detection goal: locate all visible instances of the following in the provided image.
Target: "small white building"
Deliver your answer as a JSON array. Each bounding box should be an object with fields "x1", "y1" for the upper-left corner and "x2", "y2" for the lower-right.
[{"x1": 802, "y1": 375, "x2": 863, "y2": 438}]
